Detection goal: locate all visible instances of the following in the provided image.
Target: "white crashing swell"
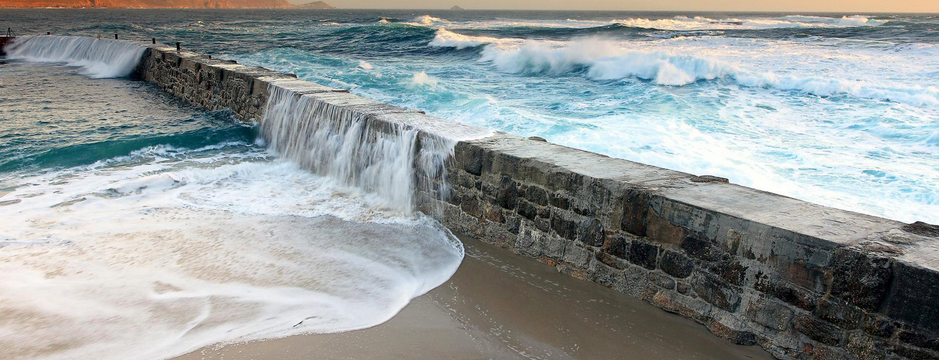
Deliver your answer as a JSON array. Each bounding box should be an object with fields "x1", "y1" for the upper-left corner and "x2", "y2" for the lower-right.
[
  {"x1": 429, "y1": 35, "x2": 939, "y2": 107},
  {"x1": 261, "y1": 86, "x2": 481, "y2": 214},
  {"x1": 4, "y1": 35, "x2": 146, "y2": 78}
]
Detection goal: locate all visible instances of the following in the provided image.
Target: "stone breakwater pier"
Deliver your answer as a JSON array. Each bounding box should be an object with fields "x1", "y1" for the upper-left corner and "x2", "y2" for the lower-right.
[{"x1": 86, "y1": 39, "x2": 939, "y2": 359}]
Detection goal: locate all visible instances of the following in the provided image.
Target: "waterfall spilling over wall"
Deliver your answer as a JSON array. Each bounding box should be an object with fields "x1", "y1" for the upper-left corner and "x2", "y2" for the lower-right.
[
  {"x1": 133, "y1": 42, "x2": 939, "y2": 360},
  {"x1": 4, "y1": 36, "x2": 146, "y2": 78},
  {"x1": 260, "y1": 85, "x2": 463, "y2": 213}
]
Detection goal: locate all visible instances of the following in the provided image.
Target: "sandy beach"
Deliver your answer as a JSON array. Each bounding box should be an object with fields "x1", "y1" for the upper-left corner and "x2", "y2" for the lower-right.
[{"x1": 174, "y1": 235, "x2": 772, "y2": 360}]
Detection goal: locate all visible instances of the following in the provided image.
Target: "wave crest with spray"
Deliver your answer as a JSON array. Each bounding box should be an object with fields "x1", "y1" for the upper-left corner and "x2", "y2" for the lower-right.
[{"x1": 429, "y1": 32, "x2": 939, "y2": 106}]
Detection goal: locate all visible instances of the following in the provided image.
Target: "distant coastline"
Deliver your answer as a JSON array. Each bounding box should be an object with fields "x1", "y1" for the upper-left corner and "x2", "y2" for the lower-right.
[{"x1": 0, "y1": 0, "x2": 334, "y2": 9}]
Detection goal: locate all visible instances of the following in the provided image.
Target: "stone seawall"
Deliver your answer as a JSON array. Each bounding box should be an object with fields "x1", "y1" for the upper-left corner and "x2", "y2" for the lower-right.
[{"x1": 134, "y1": 43, "x2": 939, "y2": 360}]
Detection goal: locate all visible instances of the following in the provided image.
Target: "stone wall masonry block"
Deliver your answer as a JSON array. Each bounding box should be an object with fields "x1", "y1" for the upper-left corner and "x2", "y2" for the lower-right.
[
  {"x1": 861, "y1": 314, "x2": 897, "y2": 338},
  {"x1": 829, "y1": 249, "x2": 894, "y2": 312},
  {"x1": 746, "y1": 297, "x2": 794, "y2": 331},
  {"x1": 601, "y1": 234, "x2": 626, "y2": 259},
  {"x1": 131, "y1": 42, "x2": 939, "y2": 360},
  {"x1": 620, "y1": 189, "x2": 649, "y2": 237},
  {"x1": 755, "y1": 273, "x2": 819, "y2": 311},
  {"x1": 794, "y1": 314, "x2": 844, "y2": 347},
  {"x1": 846, "y1": 332, "x2": 890, "y2": 360},
  {"x1": 816, "y1": 297, "x2": 863, "y2": 330},
  {"x1": 651, "y1": 289, "x2": 713, "y2": 324},
  {"x1": 550, "y1": 212, "x2": 579, "y2": 241},
  {"x1": 692, "y1": 272, "x2": 741, "y2": 312},
  {"x1": 516, "y1": 199, "x2": 537, "y2": 220},
  {"x1": 496, "y1": 176, "x2": 518, "y2": 210},
  {"x1": 549, "y1": 191, "x2": 570, "y2": 210},
  {"x1": 578, "y1": 217, "x2": 605, "y2": 247},
  {"x1": 561, "y1": 243, "x2": 591, "y2": 268},
  {"x1": 627, "y1": 240, "x2": 659, "y2": 270},
  {"x1": 660, "y1": 250, "x2": 694, "y2": 278},
  {"x1": 524, "y1": 185, "x2": 549, "y2": 206},
  {"x1": 649, "y1": 271, "x2": 676, "y2": 290},
  {"x1": 886, "y1": 262, "x2": 939, "y2": 334}
]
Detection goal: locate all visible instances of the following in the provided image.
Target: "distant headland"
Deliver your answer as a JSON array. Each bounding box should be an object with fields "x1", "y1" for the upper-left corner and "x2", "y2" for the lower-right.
[
  {"x1": 297, "y1": 1, "x2": 333, "y2": 9},
  {"x1": 0, "y1": 0, "x2": 334, "y2": 9},
  {"x1": 450, "y1": 5, "x2": 464, "y2": 10}
]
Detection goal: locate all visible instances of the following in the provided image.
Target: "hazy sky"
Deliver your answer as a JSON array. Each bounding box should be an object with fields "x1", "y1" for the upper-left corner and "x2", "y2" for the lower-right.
[{"x1": 317, "y1": 0, "x2": 939, "y2": 13}]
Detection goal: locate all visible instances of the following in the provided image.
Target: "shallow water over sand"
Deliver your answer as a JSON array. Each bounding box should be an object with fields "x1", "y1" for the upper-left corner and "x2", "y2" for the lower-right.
[
  {"x1": 0, "y1": 62, "x2": 462, "y2": 360},
  {"x1": 173, "y1": 236, "x2": 774, "y2": 360}
]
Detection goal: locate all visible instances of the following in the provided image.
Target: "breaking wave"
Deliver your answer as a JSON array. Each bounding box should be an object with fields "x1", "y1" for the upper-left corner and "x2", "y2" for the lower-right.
[
  {"x1": 431, "y1": 35, "x2": 939, "y2": 106},
  {"x1": 612, "y1": 15, "x2": 886, "y2": 31}
]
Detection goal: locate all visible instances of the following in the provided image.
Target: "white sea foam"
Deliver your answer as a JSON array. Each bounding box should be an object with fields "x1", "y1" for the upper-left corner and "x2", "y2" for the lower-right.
[
  {"x1": 407, "y1": 15, "x2": 449, "y2": 27},
  {"x1": 4, "y1": 36, "x2": 146, "y2": 78},
  {"x1": 470, "y1": 37, "x2": 939, "y2": 106},
  {"x1": 612, "y1": 14, "x2": 885, "y2": 31},
  {"x1": 0, "y1": 145, "x2": 464, "y2": 360},
  {"x1": 429, "y1": 28, "x2": 506, "y2": 49},
  {"x1": 409, "y1": 71, "x2": 439, "y2": 88}
]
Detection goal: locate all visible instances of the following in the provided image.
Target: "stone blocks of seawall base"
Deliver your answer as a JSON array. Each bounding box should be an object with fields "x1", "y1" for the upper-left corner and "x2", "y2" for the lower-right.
[
  {"x1": 434, "y1": 133, "x2": 939, "y2": 360},
  {"x1": 128, "y1": 39, "x2": 939, "y2": 360}
]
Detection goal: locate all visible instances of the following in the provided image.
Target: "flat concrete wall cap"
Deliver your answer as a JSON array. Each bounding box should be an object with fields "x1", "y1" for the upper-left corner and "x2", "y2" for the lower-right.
[
  {"x1": 371, "y1": 111, "x2": 493, "y2": 142},
  {"x1": 661, "y1": 182, "x2": 904, "y2": 248},
  {"x1": 464, "y1": 134, "x2": 691, "y2": 186},
  {"x1": 261, "y1": 78, "x2": 341, "y2": 94}
]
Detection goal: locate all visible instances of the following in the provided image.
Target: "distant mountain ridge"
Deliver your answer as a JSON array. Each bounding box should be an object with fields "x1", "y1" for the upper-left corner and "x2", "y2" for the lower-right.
[
  {"x1": 297, "y1": 1, "x2": 332, "y2": 8},
  {"x1": 0, "y1": 0, "x2": 330, "y2": 8}
]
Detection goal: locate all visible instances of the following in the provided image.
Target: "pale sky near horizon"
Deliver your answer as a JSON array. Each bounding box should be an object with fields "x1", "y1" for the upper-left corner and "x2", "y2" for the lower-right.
[{"x1": 309, "y1": 0, "x2": 939, "y2": 13}]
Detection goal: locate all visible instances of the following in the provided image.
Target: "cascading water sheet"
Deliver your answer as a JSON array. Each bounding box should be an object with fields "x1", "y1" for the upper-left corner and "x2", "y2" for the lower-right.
[
  {"x1": 4, "y1": 35, "x2": 146, "y2": 78},
  {"x1": 0, "y1": 43, "x2": 474, "y2": 360}
]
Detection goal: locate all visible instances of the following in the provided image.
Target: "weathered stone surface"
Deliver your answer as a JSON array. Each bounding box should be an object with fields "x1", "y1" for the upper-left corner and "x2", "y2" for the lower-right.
[
  {"x1": 628, "y1": 241, "x2": 659, "y2": 270},
  {"x1": 681, "y1": 235, "x2": 725, "y2": 263},
  {"x1": 861, "y1": 314, "x2": 896, "y2": 338},
  {"x1": 549, "y1": 191, "x2": 570, "y2": 210},
  {"x1": 524, "y1": 185, "x2": 549, "y2": 206},
  {"x1": 460, "y1": 195, "x2": 482, "y2": 218},
  {"x1": 495, "y1": 176, "x2": 518, "y2": 210},
  {"x1": 561, "y1": 244, "x2": 591, "y2": 268},
  {"x1": 578, "y1": 217, "x2": 605, "y2": 247},
  {"x1": 755, "y1": 274, "x2": 819, "y2": 311},
  {"x1": 898, "y1": 328, "x2": 939, "y2": 353},
  {"x1": 516, "y1": 199, "x2": 537, "y2": 220},
  {"x1": 659, "y1": 250, "x2": 694, "y2": 278},
  {"x1": 886, "y1": 262, "x2": 939, "y2": 333},
  {"x1": 596, "y1": 251, "x2": 626, "y2": 270},
  {"x1": 707, "y1": 319, "x2": 758, "y2": 346},
  {"x1": 651, "y1": 289, "x2": 711, "y2": 323},
  {"x1": 719, "y1": 259, "x2": 747, "y2": 286},
  {"x1": 649, "y1": 271, "x2": 676, "y2": 290},
  {"x1": 811, "y1": 345, "x2": 852, "y2": 360},
  {"x1": 892, "y1": 344, "x2": 939, "y2": 360},
  {"x1": 829, "y1": 249, "x2": 894, "y2": 312},
  {"x1": 601, "y1": 234, "x2": 626, "y2": 259},
  {"x1": 903, "y1": 221, "x2": 939, "y2": 237},
  {"x1": 746, "y1": 297, "x2": 794, "y2": 331},
  {"x1": 692, "y1": 272, "x2": 740, "y2": 312},
  {"x1": 817, "y1": 297, "x2": 862, "y2": 330},
  {"x1": 620, "y1": 189, "x2": 649, "y2": 237},
  {"x1": 846, "y1": 333, "x2": 889, "y2": 360},
  {"x1": 550, "y1": 213, "x2": 578, "y2": 241},
  {"x1": 794, "y1": 314, "x2": 843, "y2": 346}
]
